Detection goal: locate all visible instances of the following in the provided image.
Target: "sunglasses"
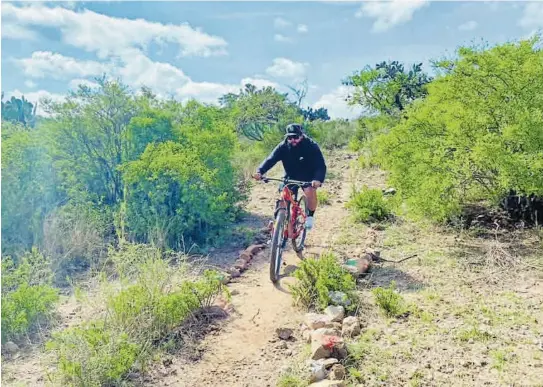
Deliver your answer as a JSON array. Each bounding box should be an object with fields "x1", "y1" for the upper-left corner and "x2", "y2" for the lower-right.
[{"x1": 287, "y1": 134, "x2": 302, "y2": 140}]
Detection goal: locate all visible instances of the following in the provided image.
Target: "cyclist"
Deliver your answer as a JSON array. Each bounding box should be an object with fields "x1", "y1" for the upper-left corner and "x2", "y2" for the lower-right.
[{"x1": 253, "y1": 123, "x2": 327, "y2": 231}]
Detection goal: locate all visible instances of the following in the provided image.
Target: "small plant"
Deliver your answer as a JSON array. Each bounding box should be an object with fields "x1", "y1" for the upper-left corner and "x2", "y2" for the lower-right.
[
  {"x1": 317, "y1": 189, "x2": 331, "y2": 205},
  {"x1": 1, "y1": 249, "x2": 59, "y2": 342},
  {"x1": 46, "y1": 244, "x2": 228, "y2": 386},
  {"x1": 347, "y1": 186, "x2": 393, "y2": 223},
  {"x1": 289, "y1": 251, "x2": 358, "y2": 312},
  {"x1": 456, "y1": 325, "x2": 494, "y2": 343},
  {"x1": 372, "y1": 281, "x2": 407, "y2": 318}
]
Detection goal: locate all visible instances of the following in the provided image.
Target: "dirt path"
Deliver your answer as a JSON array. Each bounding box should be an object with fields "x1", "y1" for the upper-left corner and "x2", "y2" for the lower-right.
[{"x1": 150, "y1": 151, "x2": 354, "y2": 387}]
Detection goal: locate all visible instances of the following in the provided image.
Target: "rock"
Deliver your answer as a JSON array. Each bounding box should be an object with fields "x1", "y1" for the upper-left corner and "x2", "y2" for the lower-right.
[
  {"x1": 324, "y1": 306, "x2": 344, "y2": 322},
  {"x1": 383, "y1": 188, "x2": 396, "y2": 196},
  {"x1": 239, "y1": 251, "x2": 253, "y2": 263},
  {"x1": 305, "y1": 313, "x2": 333, "y2": 330},
  {"x1": 227, "y1": 267, "x2": 241, "y2": 277},
  {"x1": 328, "y1": 291, "x2": 351, "y2": 307},
  {"x1": 220, "y1": 274, "x2": 232, "y2": 285},
  {"x1": 321, "y1": 358, "x2": 339, "y2": 368},
  {"x1": 342, "y1": 316, "x2": 361, "y2": 337},
  {"x1": 276, "y1": 327, "x2": 293, "y2": 340},
  {"x1": 277, "y1": 341, "x2": 288, "y2": 350},
  {"x1": 309, "y1": 380, "x2": 346, "y2": 387},
  {"x1": 307, "y1": 360, "x2": 327, "y2": 383},
  {"x1": 234, "y1": 259, "x2": 248, "y2": 271},
  {"x1": 311, "y1": 328, "x2": 342, "y2": 343},
  {"x1": 3, "y1": 341, "x2": 19, "y2": 355},
  {"x1": 311, "y1": 334, "x2": 345, "y2": 360},
  {"x1": 246, "y1": 244, "x2": 266, "y2": 255},
  {"x1": 328, "y1": 364, "x2": 346, "y2": 380}
]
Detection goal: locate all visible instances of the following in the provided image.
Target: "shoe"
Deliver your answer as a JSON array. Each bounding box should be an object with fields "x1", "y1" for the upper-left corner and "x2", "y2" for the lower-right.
[{"x1": 305, "y1": 216, "x2": 314, "y2": 230}]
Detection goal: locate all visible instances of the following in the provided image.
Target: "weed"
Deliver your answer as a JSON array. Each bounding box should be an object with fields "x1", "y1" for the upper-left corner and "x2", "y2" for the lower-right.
[
  {"x1": 372, "y1": 281, "x2": 408, "y2": 318},
  {"x1": 347, "y1": 186, "x2": 394, "y2": 223},
  {"x1": 456, "y1": 326, "x2": 494, "y2": 343},
  {"x1": 317, "y1": 189, "x2": 331, "y2": 205},
  {"x1": 289, "y1": 251, "x2": 358, "y2": 312}
]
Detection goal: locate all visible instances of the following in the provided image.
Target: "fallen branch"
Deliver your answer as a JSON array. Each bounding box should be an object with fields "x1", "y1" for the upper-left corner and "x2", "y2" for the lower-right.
[
  {"x1": 371, "y1": 253, "x2": 418, "y2": 264},
  {"x1": 250, "y1": 308, "x2": 260, "y2": 323}
]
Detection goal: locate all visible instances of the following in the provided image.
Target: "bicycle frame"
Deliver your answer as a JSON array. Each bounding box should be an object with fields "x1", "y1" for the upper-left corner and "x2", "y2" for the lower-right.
[{"x1": 263, "y1": 177, "x2": 310, "y2": 240}]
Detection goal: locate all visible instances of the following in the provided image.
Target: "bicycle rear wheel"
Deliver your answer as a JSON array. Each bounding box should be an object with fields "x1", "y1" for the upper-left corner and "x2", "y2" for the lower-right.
[
  {"x1": 292, "y1": 195, "x2": 308, "y2": 253},
  {"x1": 270, "y1": 209, "x2": 286, "y2": 283}
]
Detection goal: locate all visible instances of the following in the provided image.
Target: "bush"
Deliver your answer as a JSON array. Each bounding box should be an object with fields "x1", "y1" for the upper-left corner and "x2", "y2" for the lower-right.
[
  {"x1": 1, "y1": 249, "x2": 59, "y2": 342},
  {"x1": 372, "y1": 281, "x2": 407, "y2": 318},
  {"x1": 375, "y1": 38, "x2": 543, "y2": 222},
  {"x1": 317, "y1": 189, "x2": 331, "y2": 205},
  {"x1": 307, "y1": 119, "x2": 358, "y2": 150},
  {"x1": 347, "y1": 186, "x2": 393, "y2": 223},
  {"x1": 46, "y1": 244, "x2": 228, "y2": 386},
  {"x1": 290, "y1": 252, "x2": 358, "y2": 312}
]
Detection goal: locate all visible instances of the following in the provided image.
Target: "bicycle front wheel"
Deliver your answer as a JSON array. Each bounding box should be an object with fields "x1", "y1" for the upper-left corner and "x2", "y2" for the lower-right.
[{"x1": 270, "y1": 209, "x2": 286, "y2": 283}]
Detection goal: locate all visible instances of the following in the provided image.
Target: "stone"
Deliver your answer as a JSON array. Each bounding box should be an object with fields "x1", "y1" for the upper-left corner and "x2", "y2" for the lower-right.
[
  {"x1": 328, "y1": 291, "x2": 351, "y2": 307},
  {"x1": 328, "y1": 364, "x2": 346, "y2": 380},
  {"x1": 308, "y1": 380, "x2": 346, "y2": 387},
  {"x1": 341, "y1": 316, "x2": 361, "y2": 338},
  {"x1": 305, "y1": 313, "x2": 333, "y2": 330},
  {"x1": 234, "y1": 259, "x2": 248, "y2": 271},
  {"x1": 324, "y1": 306, "x2": 344, "y2": 322},
  {"x1": 311, "y1": 328, "x2": 342, "y2": 343},
  {"x1": 227, "y1": 267, "x2": 241, "y2": 277},
  {"x1": 302, "y1": 329, "x2": 312, "y2": 344},
  {"x1": 307, "y1": 360, "x2": 327, "y2": 383},
  {"x1": 3, "y1": 341, "x2": 19, "y2": 355},
  {"x1": 276, "y1": 327, "x2": 293, "y2": 340},
  {"x1": 310, "y1": 343, "x2": 332, "y2": 360},
  {"x1": 246, "y1": 244, "x2": 266, "y2": 255},
  {"x1": 311, "y1": 334, "x2": 345, "y2": 360}
]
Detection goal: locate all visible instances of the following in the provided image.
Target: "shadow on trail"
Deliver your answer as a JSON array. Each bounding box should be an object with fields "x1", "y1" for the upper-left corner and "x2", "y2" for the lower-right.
[{"x1": 362, "y1": 266, "x2": 427, "y2": 292}]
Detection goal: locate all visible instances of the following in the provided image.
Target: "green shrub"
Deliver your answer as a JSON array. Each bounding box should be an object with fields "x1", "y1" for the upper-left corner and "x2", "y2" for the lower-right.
[
  {"x1": 1, "y1": 249, "x2": 59, "y2": 342},
  {"x1": 374, "y1": 38, "x2": 543, "y2": 222},
  {"x1": 317, "y1": 189, "x2": 331, "y2": 205},
  {"x1": 308, "y1": 119, "x2": 358, "y2": 150},
  {"x1": 347, "y1": 186, "x2": 393, "y2": 222},
  {"x1": 290, "y1": 251, "x2": 358, "y2": 312},
  {"x1": 372, "y1": 281, "x2": 407, "y2": 318},
  {"x1": 46, "y1": 244, "x2": 228, "y2": 386}
]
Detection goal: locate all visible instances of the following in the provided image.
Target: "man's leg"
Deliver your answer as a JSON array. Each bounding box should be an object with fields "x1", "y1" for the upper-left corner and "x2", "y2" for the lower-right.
[{"x1": 303, "y1": 186, "x2": 318, "y2": 229}]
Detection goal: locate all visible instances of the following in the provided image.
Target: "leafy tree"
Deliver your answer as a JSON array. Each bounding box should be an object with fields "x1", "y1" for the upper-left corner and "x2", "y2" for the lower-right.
[
  {"x1": 343, "y1": 60, "x2": 432, "y2": 116},
  {"x1": 301, "y1": 106, "x2": 330, "y2": 122},
  {"x1": 220, "y1": 83, "x2": 302, "y2": 141},
  {"x1": 375, "y1": 38, "x2": 543, "y2": 221}
]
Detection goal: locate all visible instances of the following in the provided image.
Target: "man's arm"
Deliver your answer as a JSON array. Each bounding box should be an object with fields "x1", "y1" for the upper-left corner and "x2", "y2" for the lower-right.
[
  {"x1": 257, "y1": 142, "x2": 284, "y2": 175},
  {"x1": 311, "y1": 143, "x2": 327, "y2": 184}
]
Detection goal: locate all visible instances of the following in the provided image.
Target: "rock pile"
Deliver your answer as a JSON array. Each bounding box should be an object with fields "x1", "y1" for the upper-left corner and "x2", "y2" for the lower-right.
[{"x1": 299, "y1": 307, "x2": 363, "y2": 386}]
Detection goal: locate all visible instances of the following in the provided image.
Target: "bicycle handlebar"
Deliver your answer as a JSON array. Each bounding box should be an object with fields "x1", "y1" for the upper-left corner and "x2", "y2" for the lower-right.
[{"x1": 260, "y1": 176, "x2": 313, "y2": 186}]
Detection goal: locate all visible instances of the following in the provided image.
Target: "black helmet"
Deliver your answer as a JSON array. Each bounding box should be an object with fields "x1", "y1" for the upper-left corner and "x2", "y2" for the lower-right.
[{"x1": 285, "y1": 123, "x2": 303, "y2": 137}]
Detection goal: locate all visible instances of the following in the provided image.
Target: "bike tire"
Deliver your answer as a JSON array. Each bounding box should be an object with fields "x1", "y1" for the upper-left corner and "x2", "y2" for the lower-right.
[
  {"x1": 270, "y1": 209, "x2": 286, "y2": 283},
  {"x1": 292, "y1": 195, "x2": 308, "y2": 253}
]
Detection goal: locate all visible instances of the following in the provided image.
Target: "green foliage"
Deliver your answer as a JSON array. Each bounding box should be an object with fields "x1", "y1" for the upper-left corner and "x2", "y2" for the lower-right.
[
  {"x1": 221, "y1": 84, "x2": 303, "y2": 141},
  {"x1": 1, "y1": 249, "x2": 59, "y2": 342},
  {"x1": 372, "y1": 281, "x2": 407, "y2": 318},
  {"x1": 307, "y1": 119, "x2": 358, "y2": 150},
  {"x1": 1, "y1": 121, "x2": 62, "y2": 258},
  {"x1": 121, "y1": 104, "x2": 241, "y2": 248},
  {"x1": 47, "y1": 244, "x2": 228, "y2": 386},
  {"x1": 347, "y1": 186, "x2": 393, "y2": 223},
  {"x1": 290, "y1": 252, "x2": 358, "y2": 312},
  {"x1": 343, "y1": 61, "x2": 432, "y2": 116},
  {"x1": 317, "y1": 189, "x2": 331, "y2": 205},
  {"x1": 375, "y1": 38, "x2": 543, "y2": 221}
]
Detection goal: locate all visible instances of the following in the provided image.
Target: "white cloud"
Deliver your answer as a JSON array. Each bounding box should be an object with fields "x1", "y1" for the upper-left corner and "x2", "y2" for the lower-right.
[
  {"x1": 266, "y1": 58, "x2": 308, "y2": 80},
  {"x1": 274, "y1": 34, "x2": 292, "y2": 43},
  {"x1": 16, "y1": 51, "x2": 111, "y2": 79},
  {"x1": 2, "y1": 3, "x2": 228, "y2": 58},
  {"x1": 5, "y1": 89, "x2": 65, "y2": 116},
  {"x1": 69, "y1": 78, "x2": 100, "y2": 90},
  {"x1": 240, "y1": 77, "x2": 279, "y2": 89},
  {"x1": 24, "y1": 80, "x2": 37, "y2": 89},
  {"x1": 274, "y1": 17, "x2": 292, "y2": 29},
  {"x1": 355, "y1": 0, "x2": 429, "y2": 33},
  {"x1": 313, "y1": 86, "x2": 364, "y2": 120},
  {"x1": 458, "y1": 20, "x2": 478, "y2": 31},
  {"x1": 1, "y1": 23, "x2": 38, "y2": 40},
  {"x1": 519, "y1": 3, "x2": 543, "y2": 31},
  {"x1": 297, "y1": 24, "x2": 308, "y2": 33}
]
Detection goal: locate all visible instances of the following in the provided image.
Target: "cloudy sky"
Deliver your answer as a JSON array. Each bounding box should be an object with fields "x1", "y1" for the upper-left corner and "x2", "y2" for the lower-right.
[{"x1": 2, "y1": 1, "x2": 542, "y2": 118}]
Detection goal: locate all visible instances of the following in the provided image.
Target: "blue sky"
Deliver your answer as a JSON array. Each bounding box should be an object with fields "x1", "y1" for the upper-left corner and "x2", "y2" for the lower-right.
[{"x1": 2, "y1": 1, "x2": 542, "y2": 118}]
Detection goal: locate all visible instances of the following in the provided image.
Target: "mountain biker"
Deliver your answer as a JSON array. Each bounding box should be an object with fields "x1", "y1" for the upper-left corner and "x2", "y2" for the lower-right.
[{"x1": 253, "y1": 123, "x2": 327, "y2": 232}]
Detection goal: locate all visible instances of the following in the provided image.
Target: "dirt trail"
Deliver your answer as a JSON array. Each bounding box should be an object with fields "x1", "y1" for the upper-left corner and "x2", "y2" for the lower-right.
[{"x1": 151, "y1": 151, "x2": 354, "y2": 387}]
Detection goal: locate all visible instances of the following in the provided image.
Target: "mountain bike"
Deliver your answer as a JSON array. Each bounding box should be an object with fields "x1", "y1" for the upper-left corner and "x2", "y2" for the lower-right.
[{"x1": 261, "y1": 176, "x2": 311, "y2": 283}]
